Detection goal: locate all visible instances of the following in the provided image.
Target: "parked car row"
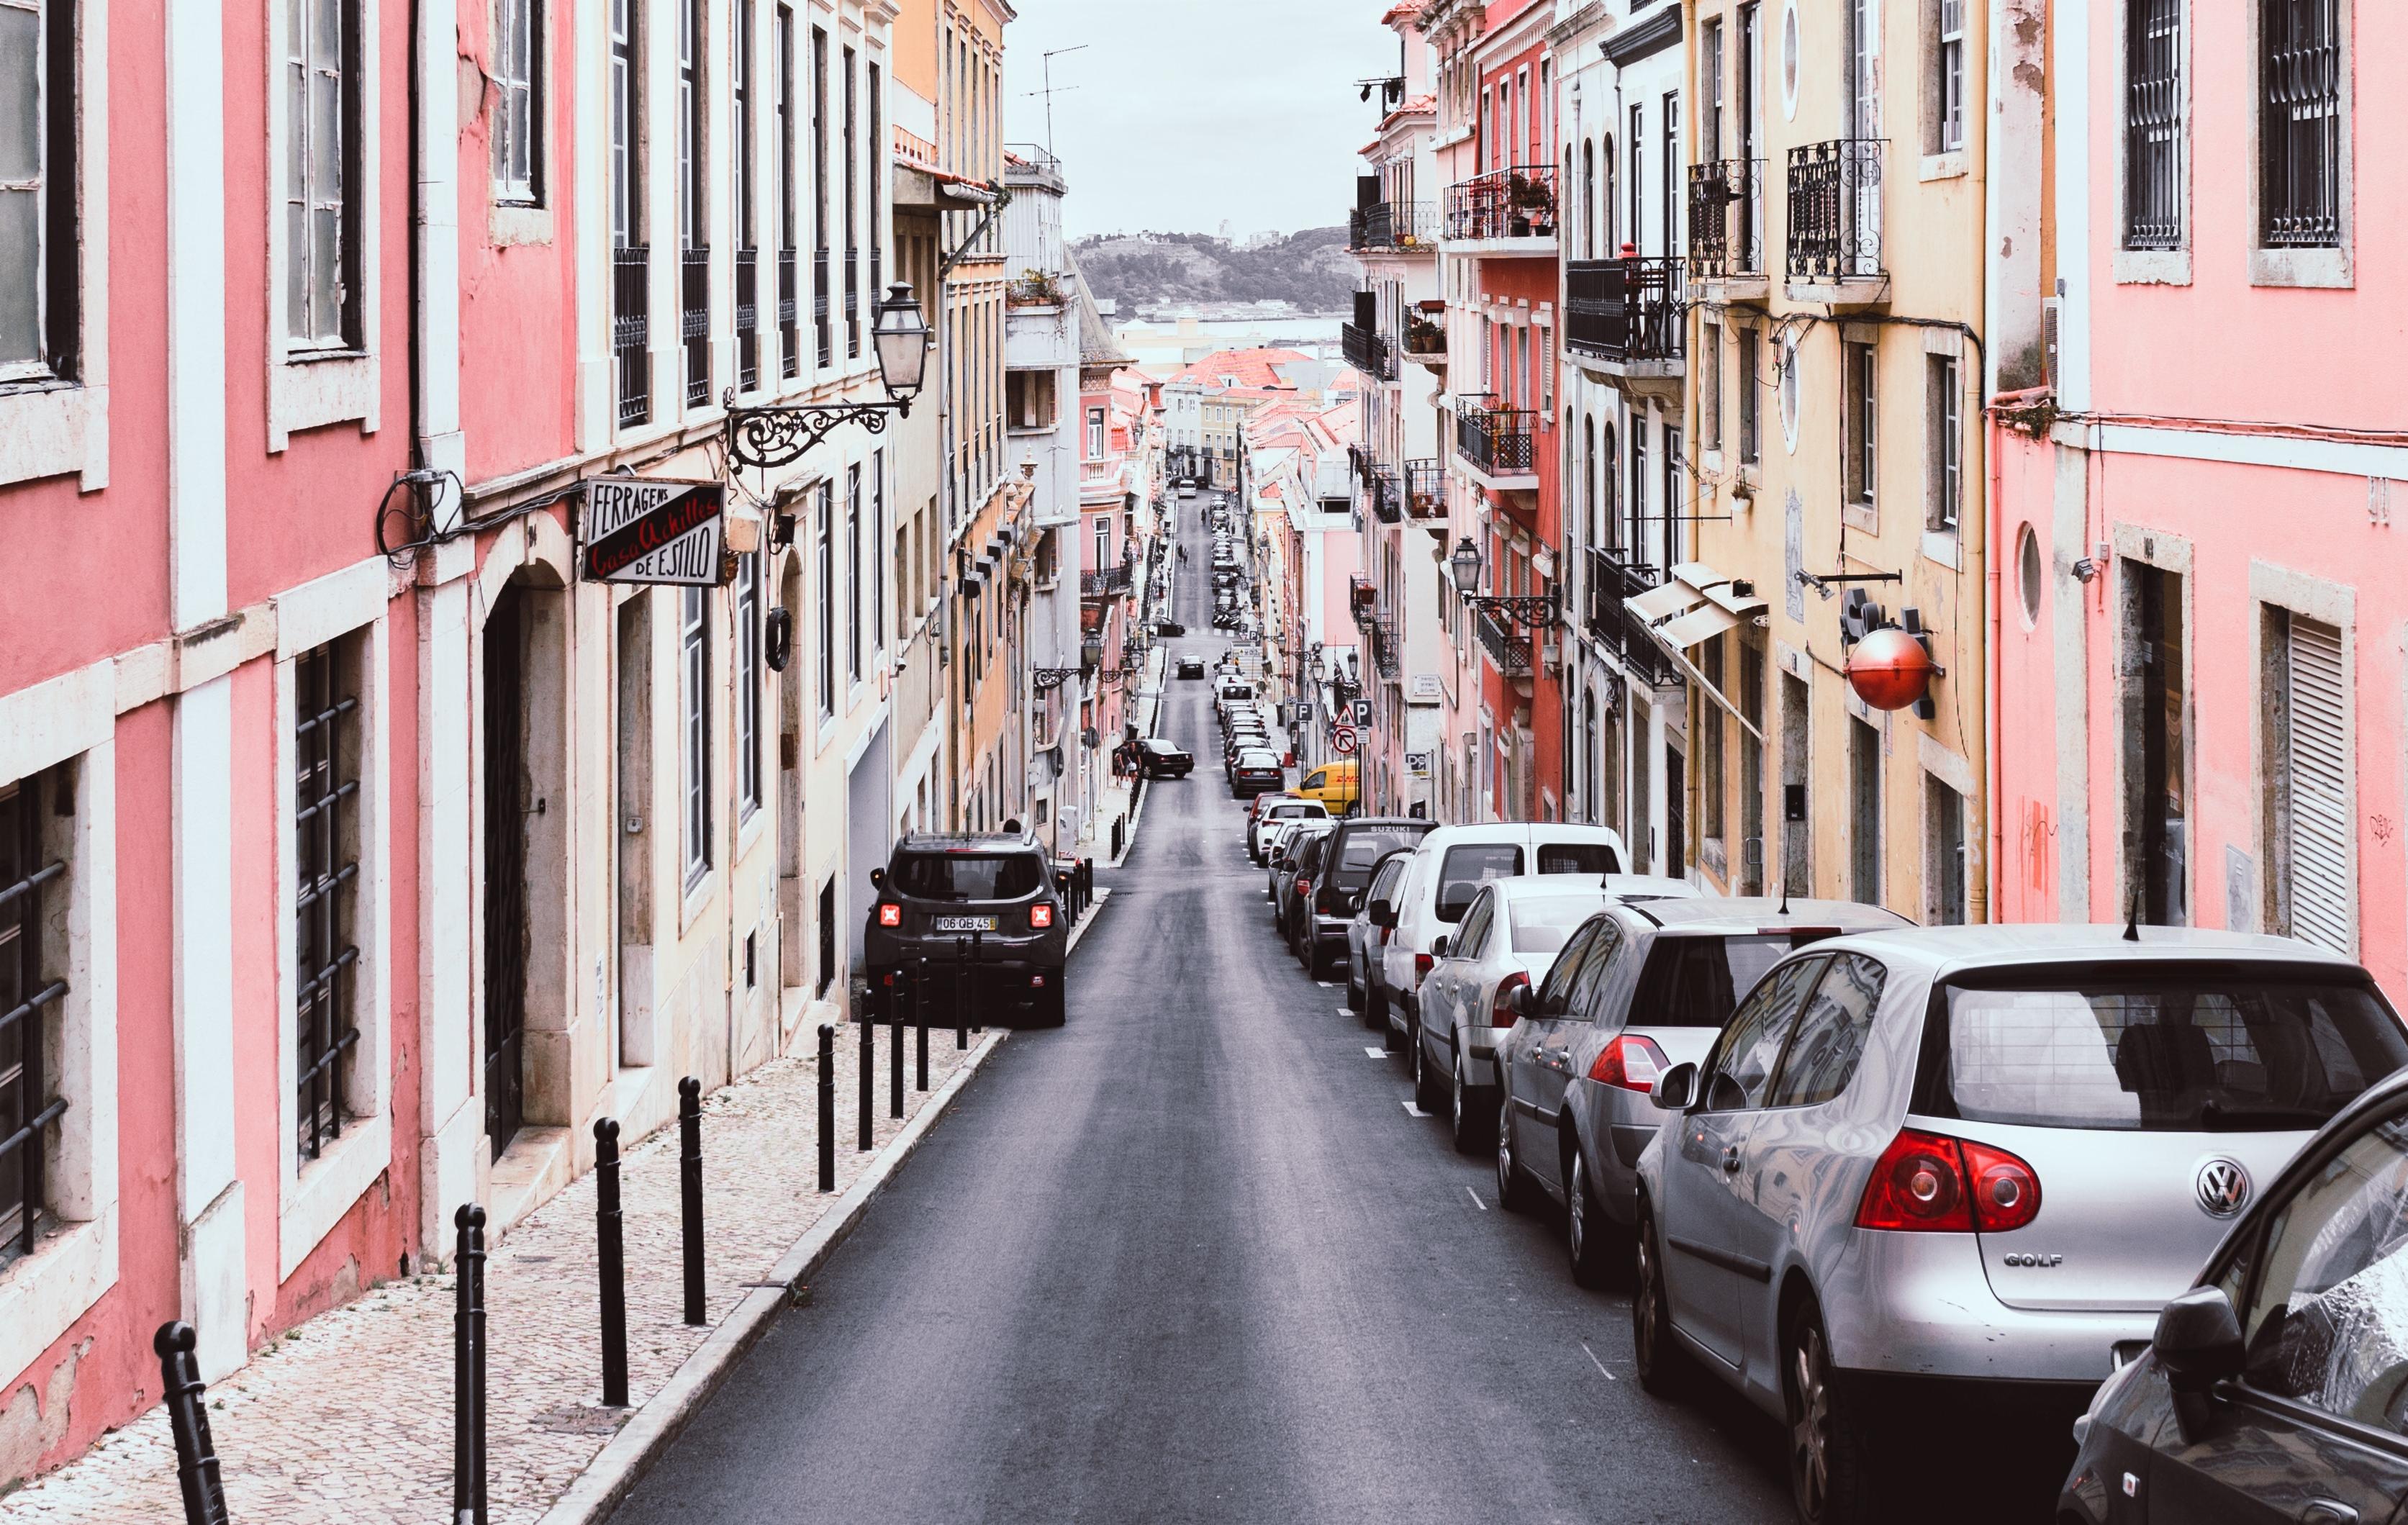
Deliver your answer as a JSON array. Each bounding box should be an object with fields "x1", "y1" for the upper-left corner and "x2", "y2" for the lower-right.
[{"x1": 1228, "y1": 786, "x2": 2408, "y2": 1524}]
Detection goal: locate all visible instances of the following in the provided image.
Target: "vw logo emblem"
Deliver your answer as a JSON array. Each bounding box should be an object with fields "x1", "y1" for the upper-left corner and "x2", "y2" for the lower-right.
[{"x1": 2196, "y1": 1158, "x2": 2252, "y2": 1219}]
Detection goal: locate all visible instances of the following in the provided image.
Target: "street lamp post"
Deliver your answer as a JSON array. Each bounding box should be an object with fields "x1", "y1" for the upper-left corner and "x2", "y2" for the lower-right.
[{"x1": 725, "y1": 284, "x2": 932, "y2": 471}]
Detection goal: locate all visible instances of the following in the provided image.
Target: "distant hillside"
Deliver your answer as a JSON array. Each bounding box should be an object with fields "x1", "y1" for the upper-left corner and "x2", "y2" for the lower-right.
[{"x1": 1067, "y1": 228, "x2": 1355, "y2": 314}]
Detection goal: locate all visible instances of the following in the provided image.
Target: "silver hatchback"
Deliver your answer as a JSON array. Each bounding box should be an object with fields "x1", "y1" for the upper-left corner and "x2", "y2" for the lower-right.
[{"x1": 1629, "y1": 924, "x2": 2408, "y2": 1524}]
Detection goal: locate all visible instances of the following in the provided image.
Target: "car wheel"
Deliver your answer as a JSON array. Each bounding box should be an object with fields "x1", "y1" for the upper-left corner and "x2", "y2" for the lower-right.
[
  {"x1": 1492, "y1": 1090, "x2": 1536, "y2": 1212},
  {"x1": 1345, "y1": 961, "x2": 1364, "y2": 1012},
  {"x1": 1411, "y1": 1028, "x2": 1444, "y2": 1113},
  {"x1": 1567, "y1": 1145, "x2": 1624, "y2": 1290},
  {"x1": 1447, "y1": 1044, "x2": 1485, "y2": 1155},
  {"x1": 1633, "y1": 1200, "x2": 1686, "y2": 1398},
  {"x1": 1785, "y1": 1302, "x2": 1879, "y2": 1525},
  {"x1": 1035, "y1": 980, "x2": 1067, "y2": 1028},
  {"x1": 1365, "y1": 980, "x2": 1389, "y2": 1035}
]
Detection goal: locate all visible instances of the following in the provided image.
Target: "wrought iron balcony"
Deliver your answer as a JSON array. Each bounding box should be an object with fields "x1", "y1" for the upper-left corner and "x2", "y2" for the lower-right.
[
  {"x1": 1349, "y1": 578, "x2": 1378, "y2": 625},
  {"x1": 813, "y1": 248, "x2": 831, "y2": 367},
  {"x1": 1364, "y1": 464, "x2": 1403, "y2": 524},
  {"x1": 735, "y1": 248, "x2": 759, "y2": 392},
  {"x1": 844, "y1": 245, "x2": 861, "y2": 357},
  {"x1": 1347, "y1": 200, "x2": 1439, "y2": 252},
  {"x1": 1370, "y1": 617, "x2": 1400, "y2": 680},
  {"x1": 1455, "y1": 399, "x2": 1536, "y2": 478},
  {"x1": 1341, "y1": 322, "x2": 1396, "y2": 382},
  {"x1": 1443, "y1": 164, "x2": 1559, "y2": 243},
  {"x1": 1405, "y1": 458, "x2": 1445, "y2": 518},
  {"x1": 1585, "y1": 548, "x2": 1681, "y2": 689},
  {"x1": 1401, "y1": 309, "x2": 1446, "y2": 362},
  {"x1": 681, "y1": 245, "x2": 710, "y2": 409},
  {"x1": 1786, "y1": 140, "x2": 1885, "y2": 283},
  {"x1": 1079, "y1": 564, "x2": 1134, "y2": 598},
  {"x1": 1565, "y1": 256, "x2": 1685, "y2": 368},
  {"x1": 777, "y1": 248, "x2": 799, "y2": 381},
  {"x1": 612, "y1": 244, "x2": 651, "y2": 428},
  {"x1": 1687, "y1": 158, "x2": 1767, "y2": 279},
  {"x1": 1475, "y1": 607, "x2": 1533, "y2": 677}
]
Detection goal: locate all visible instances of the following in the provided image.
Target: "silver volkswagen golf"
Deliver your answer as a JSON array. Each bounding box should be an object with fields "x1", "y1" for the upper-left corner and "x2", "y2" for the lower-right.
[{"x1": 1629, "y1": 924, "x2": 2408, "y2": 1525}]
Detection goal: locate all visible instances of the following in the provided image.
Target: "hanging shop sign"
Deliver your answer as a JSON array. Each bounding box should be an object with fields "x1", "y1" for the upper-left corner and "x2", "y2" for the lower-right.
[{"x1": 582, "y1": 477, "x2": 728, "y2": 585}]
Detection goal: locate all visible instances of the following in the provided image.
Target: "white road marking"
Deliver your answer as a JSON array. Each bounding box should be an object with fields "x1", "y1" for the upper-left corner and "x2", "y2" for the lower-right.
[
  {"x1": 1581, "y1": 1341, "x2": 1617, "y2": 1381},
  {"x1": 1465, "y1": 1186, "x2": 1488, "y2": 1211},
  {"x1": 1316, "y1": 981, "x2": 1335, "y2": 988},
  {"x1": 1334, "y1": 1006, "x2": 1354, "y2": 1017},
  {"x1": 1364, "y1": 1046, "x2": 1388, "y2": 1058},
  {"x1": 1402, "y1": 1102, "x2": 1433, "y2": 1118}
]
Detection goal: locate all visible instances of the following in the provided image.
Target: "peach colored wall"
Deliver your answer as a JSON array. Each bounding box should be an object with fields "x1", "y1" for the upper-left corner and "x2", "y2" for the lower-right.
[{"x1": 1987, "y1": 426, "x2": 2062, "y2": 927}]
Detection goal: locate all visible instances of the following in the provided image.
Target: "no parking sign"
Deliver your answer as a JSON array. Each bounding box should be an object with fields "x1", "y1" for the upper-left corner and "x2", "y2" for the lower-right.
[{"x1": 1329, "y1": 725, "x2": 1359, "y2": 755}]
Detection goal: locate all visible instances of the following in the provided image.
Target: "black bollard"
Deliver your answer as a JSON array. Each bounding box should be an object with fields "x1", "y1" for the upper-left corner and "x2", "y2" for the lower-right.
[
  {"x1": 817, "y1": 1023, "x2": 836, "y2": 1191},
  {"x1": 856, "y1": 1006, "x2": 874, "y2": 1151},
  {"x1": 452, "y1": 1205, "x2": 489, "y2": 1525},
  {"x1": 888, "y1": 1000, "x2": 904, "y2": 1118},
  {"x1": 594, "y1": 1118, "x2": 628, "y2": 1407},
  {"x1": 679, "y1": 1077, "x2": 705, "y2": 1326},
  {"x1": 916, "y1": 1008, "x2": 929, "y2": 1091},
  {"x1": 154, "y1": 1321, "x2": 230, "y2": 1525}
]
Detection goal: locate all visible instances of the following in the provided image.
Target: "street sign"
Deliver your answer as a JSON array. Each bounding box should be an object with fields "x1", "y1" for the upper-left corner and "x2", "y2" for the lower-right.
[
  {"x1": 582, "y1": 477, "x2": 728, "y2": 585},
  {"x1": 1349, "y1": 699, "x2": 1372, "y2": 726},
  {"x1": 1330, "y1": 725, "x2": 1358, "y2": 755}
]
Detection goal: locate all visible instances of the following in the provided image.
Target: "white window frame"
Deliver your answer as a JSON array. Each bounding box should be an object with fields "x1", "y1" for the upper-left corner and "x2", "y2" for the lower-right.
[
  {"x1": 271, "y1": 558, "x2": 393, "y2": 1278},
  {"x1": 0, "y1": 0, "x2": 107, "y2": 492},
  {"x1": 264, "y1": 0, "x2": 381, "y2": 449},
  {"x1": 0, "y1": 658, "x2": 119, "y2": 1386},
  {"x1": 679, "y1": 584, "x2": 711, "y2": 890}
]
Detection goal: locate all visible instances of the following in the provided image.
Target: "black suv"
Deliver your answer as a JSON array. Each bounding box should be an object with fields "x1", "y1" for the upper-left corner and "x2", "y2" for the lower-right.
[{"x1": 864, "y1": 833, "x2": 1068, "y2": 1026}]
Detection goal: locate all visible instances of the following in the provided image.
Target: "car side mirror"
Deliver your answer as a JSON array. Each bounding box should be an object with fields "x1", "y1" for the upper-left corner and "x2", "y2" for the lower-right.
[
  {"x1": 1430, "y1": 936, "x2": 1449, "y2": 961},
  {"x1": 869, "y1": 866, "x2": 885, "y2": 889},
  {"x1": 1367, "y1": 899, "x2": 1395, "y2": 928},
  {"x1": 1508, "y1": 983, "x2": 1534, "y2": 1018},
  {"x1": 2155, "y1": 1285, "x2": 2245, "y2": 1443},
  {"x1": 1650, "y1": 1062, "x2": 1698, "y2": 1111}
]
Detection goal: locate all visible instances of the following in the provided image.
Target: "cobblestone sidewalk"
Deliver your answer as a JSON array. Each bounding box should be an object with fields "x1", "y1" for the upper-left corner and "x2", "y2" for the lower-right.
[{"x1": 1, "y1": 1018, "x2": 995, "y2": 1525}]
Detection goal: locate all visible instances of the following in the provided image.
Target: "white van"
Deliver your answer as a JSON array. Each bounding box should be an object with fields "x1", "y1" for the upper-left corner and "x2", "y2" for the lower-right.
[{"x1": 1367, "y1": 823, "x2": 1627, "y2": 1046}]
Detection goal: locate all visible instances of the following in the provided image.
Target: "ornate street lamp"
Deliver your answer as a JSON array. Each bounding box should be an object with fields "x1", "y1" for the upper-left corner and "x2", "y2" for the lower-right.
[
  {"x1": 1447, "y1": 535, "x2": 1483, "y2": 596},
  {"x1": 725, "y1": 284, "x2": 932, "y2": 471},
  {"x1": 1447, "y1": 534, "x2": 1557, "y2": 623}
]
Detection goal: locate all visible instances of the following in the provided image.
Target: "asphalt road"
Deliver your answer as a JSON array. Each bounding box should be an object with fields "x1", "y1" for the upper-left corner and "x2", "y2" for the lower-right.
[{"x1": 607, "y1": 499, "x2": 1797, "y2": 1524}]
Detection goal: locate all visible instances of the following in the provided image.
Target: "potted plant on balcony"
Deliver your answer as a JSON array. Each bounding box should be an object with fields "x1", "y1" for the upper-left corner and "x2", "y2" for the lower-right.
[
  {"x1": 1405, "y1": 312, "x2": 1444, "y2": 355},
  {"x1": 1506, "y1": 173, "x2": 1554, "y2": 237}
]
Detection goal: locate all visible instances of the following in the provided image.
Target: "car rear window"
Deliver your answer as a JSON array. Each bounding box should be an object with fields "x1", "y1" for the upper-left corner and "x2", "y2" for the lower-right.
[
  {"x1": 1630, "y1": 933, "x2": 1841, "y2": 1028},
  {"x1": 1510, "y1": 895, "x2": 1603, "y2": 954},
  {"x1": 1334, "y1": 824, "x2": 1433, "y2": 882},
  {"x1": 1221, "y1": 684, "x2": 1254, "y2": 702},
  {"x1": 892, "y1": 852, "x2": 1045, "y2": 902},
  {"x1": 1924, "y1": 966, "x2": 2408, "y2": 1132},
  {"x1": 1536, "y1": 842, "x2": 1620, "y2": 874},
  {"x1": 1437, "y1": 844, "x2": 1523, "y2": 918}
]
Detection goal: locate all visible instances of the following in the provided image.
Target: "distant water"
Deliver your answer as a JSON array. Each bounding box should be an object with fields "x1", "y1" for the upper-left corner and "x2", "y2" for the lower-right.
[{"x1": 1114, "y1": 313, "x2": 1345, "y2": 368}]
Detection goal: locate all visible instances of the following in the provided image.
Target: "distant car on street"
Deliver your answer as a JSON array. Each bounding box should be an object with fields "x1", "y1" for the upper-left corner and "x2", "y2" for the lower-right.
[
  {"x1": 1136, "y1": 738, "x2": 1192, "y2": 779},
  {"x1": 1228, "y1": 747, "x2": 1283, "y2": 797},
  {"x1": 1295, "y1": 817, "x2": 1434, "y2": 976},
  {"x1": 1177, "y1": 657, "x2": 1206, "y2": 679},
  {"x1": 861, "y1": 833, "x2": 1069, "y2": 1027},
  {"x1": 1249, "y1": 797, "x2": 1329, "y2": 863},
  {"x1": 1155, "y1": 620, "x2": 1186, "y2": 636},
  {"x1": 1629, "y1": 924, "x2": 2408, "y2": 1524}
]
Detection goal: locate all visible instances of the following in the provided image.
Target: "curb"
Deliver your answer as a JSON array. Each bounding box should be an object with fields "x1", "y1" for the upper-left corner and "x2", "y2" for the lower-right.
[
  {"x1": 537, "y1": 1026, "x2": 1006, "y2": 1525},
  {"x1": 1110, "y1": 649, "x2": 1171, "y2": 868}
]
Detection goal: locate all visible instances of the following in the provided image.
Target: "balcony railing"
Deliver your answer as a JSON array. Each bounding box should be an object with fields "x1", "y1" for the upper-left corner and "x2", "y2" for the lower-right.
[
  {"x1": 1341, "y1": 322, "x2": 1395, "y2": 381},
  {"x1": 1346, "y1": 200, "x2": 1439, "y2": 251},
  {"x1": 1687, "y1": 158, "x2": 1766, "y2": 278},
  {"x1": 681, "y1": 245, "x2": 710, "y2": 409},
  {"x1": 1401, "y1": 310, "x2": 1446, "y2": 360},
  {"x1": 1786, "y1": 139, "x2": 1885, "y2": 282},
  {"x1": 1405, "y1": 458, "x2": 1444, "y2": 518},
  {"x1": 1006, "y1": 272, "x2": 1065, "y2": 306},
  {"x1": 1370, "y1": 617, "x2": 1400, "y2": 680},
  {"x1": 1475, "y1": 607, "x2": 1533, "y2": 676},
  {"x1": 1363, "y1": 464, "x2": 1402, "y2": 524},
  {"x1": 1443, "y1": 164, "x2": 1559, "y2": 243},
  {"x1": 1585, "y1": 548, "x2": 1681, "y2": 689},
  {"x1": 1349, "y1": 577, "x2": 1377, "y2": 623},
  {"x1": 1565, "y1": 256, "x2": 1684, "y2": 365},
  {"x1": 735, "y1": 248, "x2": 759, "y2": 392},
  {"x1": 813, "y1": 248, "x2": 831, "y2": 367},
  {"x1": 1455, "y1": 399, "x2": 1536, "y2": 477},
  {"x1": 844, "y1": 245, "x2": 861, "y2": 357},
  {"x1": 612, "y1": 243, "x2": 650, "y2": 429},
  {"x1": 1079, "y1": 564, "x2": 1134, "y2": 598},
  {"x1": 777, "y1": 248, "x2": 799, "y2": 380}
]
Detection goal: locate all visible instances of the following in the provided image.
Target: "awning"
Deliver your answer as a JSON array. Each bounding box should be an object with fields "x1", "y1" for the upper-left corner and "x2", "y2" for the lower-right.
[{"x1": 1624, "y1": 561, "x2": 1766, "y2": 651}]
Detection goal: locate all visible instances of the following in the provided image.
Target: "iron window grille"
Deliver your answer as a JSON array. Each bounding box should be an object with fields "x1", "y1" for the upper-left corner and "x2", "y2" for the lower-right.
[
  {"x1": 1785, "y1": 139, "x2": 1886, "y2": 280},
  {"x1": 0, "y1": 769, "x2": 66, "y2": 1264},
  {"x1": 2125, "y1": 0, "x2": 2183, "y2": 248},
  {"x1": 735, "y1": 248, "x2": 759, "y2": 391},
  {"x1": 1686, "y1": 159, "x2": 1765, "y2": 278},
  {"x1": 294, "y1": 641, "x2": 361, "y2": 1163},
  {"x1": 2260, "y1": 0, "x2": 2341, "y2": 248},
  {"x1": 612, "y1": 244, "x2": 650, "y2": 427},
  {"x1": 813, "y1": 249, "x2": 831, "y2": 368},
  {"x1": 0, "y1": 0, "x2": 80, "y2": 382},
  {"x1": 681, "y1": 245, "x2": 710, "y2": 409},
  {"x1": 777, "y1": 249, "x2": 798, "y2": 380}
]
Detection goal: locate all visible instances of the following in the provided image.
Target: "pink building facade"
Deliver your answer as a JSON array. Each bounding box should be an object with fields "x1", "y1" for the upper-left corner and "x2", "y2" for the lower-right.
[{"x1": 1988, "y1": 0, "x2": 2408, "y2": 991}]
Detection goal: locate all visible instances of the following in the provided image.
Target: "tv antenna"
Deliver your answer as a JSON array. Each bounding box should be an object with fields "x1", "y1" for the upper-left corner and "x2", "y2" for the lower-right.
[{"x1": 1028, "y1": 44, "x2": 1089, "y2": 155}]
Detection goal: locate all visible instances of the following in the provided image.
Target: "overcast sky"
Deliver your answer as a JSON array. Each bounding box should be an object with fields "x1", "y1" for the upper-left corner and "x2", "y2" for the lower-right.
[{"x1": 1000, "y1": 1, "x2": 1403, "y2": 240}]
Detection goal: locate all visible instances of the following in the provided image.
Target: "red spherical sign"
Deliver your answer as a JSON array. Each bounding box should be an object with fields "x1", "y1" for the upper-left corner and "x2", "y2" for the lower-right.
[{"x1": 1845, "y1": 627, "x2": 1938, "y2": 711}]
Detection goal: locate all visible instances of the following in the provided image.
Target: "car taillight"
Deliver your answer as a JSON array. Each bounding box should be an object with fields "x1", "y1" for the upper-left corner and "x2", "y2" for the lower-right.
[
  {"x1": 1855, "y1": 1128, "x2": 2041, "y2": 1234},
  {"x1": 1030, "y1": 902, "x2": 1055, "y2": 929},
  {"x1": 877, "y1": 903, "x2": 902, "y2": 927},
  {"x1": 1413, "y1": 953, "x2": 1434, "y2": 984},
  {"x1": 1490, "y1": 971, "x2": 1529, "y2": 1027},
  {"x1": 1294, "y1": 879, "x2": 1311, "y2": 901},
  {"x1": 1588, "y1": 1033, "x2": 1669, "y2": 1091}
]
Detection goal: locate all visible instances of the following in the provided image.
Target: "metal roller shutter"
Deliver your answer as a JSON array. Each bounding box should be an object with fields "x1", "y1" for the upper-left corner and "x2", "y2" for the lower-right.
[{"x1": 2283, "y1": 616, "x2": 2352, "y2": 953}]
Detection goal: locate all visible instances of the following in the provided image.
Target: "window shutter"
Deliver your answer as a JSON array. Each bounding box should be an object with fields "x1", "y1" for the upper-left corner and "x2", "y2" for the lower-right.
[{"x1": 2283, "y1": 617, "x2": 2351, "y2": 952}]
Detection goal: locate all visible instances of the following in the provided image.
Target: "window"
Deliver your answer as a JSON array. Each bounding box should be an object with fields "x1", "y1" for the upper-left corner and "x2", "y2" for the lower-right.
[
  {"x1": 1662, "y1": 426, "x2": 1683, "y2": 567},
  {"x1": 1701, "y1": 957, "x2": 1824, "y2": 1111},
  {"x1": 815, "y1": 481, "x2": 834, "y2": 719},
  {"x1": 1701, "y1": 320, "x2": 1723, "y2": 453},
  {"x1": 1701, "y1": 635, "x2": 1726, "y2": 859},
  {"x1": 1739, "y1": 639, "x2": 1765, "y2": 895},
  {"x1": 610, "y1": 0, "x2": 646, "y2": 426},
  {"x1": 1006, "y1": 370, "x2": 1056, "y2": 429},
  {"x1": 2126, "y1": 0, "x2": 2183, "y2": 248},
  {"x1": 1934, "y1": 0, "x2": 1966, "y2": 152},
  {"x1": 872, "y1": 451, "x2": 885, "y2": 656},
  {"x1": 737, "y1": 550, "x2": 761, "y2": 817},
  {"x1": 811, "y1": 25, "x2": 828, "y2": 368},
  {"x1": 1927, "y1": 356, "x2": 1960, "y2": 530},
  {"x1": 2267, "y1": 610, "x2": 2350, "y2": 951},
  {"x1": 1738, "y1": 326, "x2": 1760, "y2": 463},
  {"x1": 1626, "y1": 104, "x2": 1643, "y2": 255},
  {"x1": 491, "y1": 0, "x2": 541, "y2": 204},
  {"x1": 680, "y1": 587, "x2": 710, "y2": 886},
  {"x1": 1092, "y1": 515, "x2": 1108, "y2": 571},
  {"x1": 815, "y1": 876, "x2": 836, "y2": 995},
  {"x1": 1086, "y1": 406, "x2": 1105, "y2": 460},
  {"x1": 841, "y1": 45, "x2": 858, "y2": 358},
  {"x1": 1845, "y1": 340, "x2": 1876, "y2": 509},
  {"x1": 2239, "y1": 1112, "x2": 2408, "y2": 1421},
  {"x1": 1927, "y1": 774, "x2": 1966, "y2": 924},
  {"x1": 2260, "y1": 0, "x2": 2342, "y2": 249},
  {"x1": 845, "y1": 463, "x2": 861, "y2": 686},
  {"x1": 293, "y1": 638, "x2": 361, "y2": 1162},
  {"x1": 0, "y1": 767, "x2": 65, "y2": 1261},
  {"x1": 776, "y1": 4, "x2": 796, "y2": 379},
  {"x1": 0, "y1": 0, "x2": 76, "y2": 380},
  {"x1": 1767, "y1": 955, "x2": 1887, "y2": 1107},
  {"x1": 1849, "y1": 715, "x2": 1880, "y2": 904},
  {"x1": 286, "y1": 0, "x2": 361, "y2": 349},
  {"x1": 1702, "y1": 19, "x2": 1724, "y2": 161},
  {"x1": 1661, "y1": 93, "x2": 1678, "y2": 253}
]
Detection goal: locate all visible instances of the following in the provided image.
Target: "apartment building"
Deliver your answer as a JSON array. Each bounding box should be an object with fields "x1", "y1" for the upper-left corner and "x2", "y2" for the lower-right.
[
  {"x1": 1988, "y1": 0, "x2": 2407, "y2": 990},
  {"x1": 1673, "y1": 0, "x2": 1989, "y2": 917}
]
